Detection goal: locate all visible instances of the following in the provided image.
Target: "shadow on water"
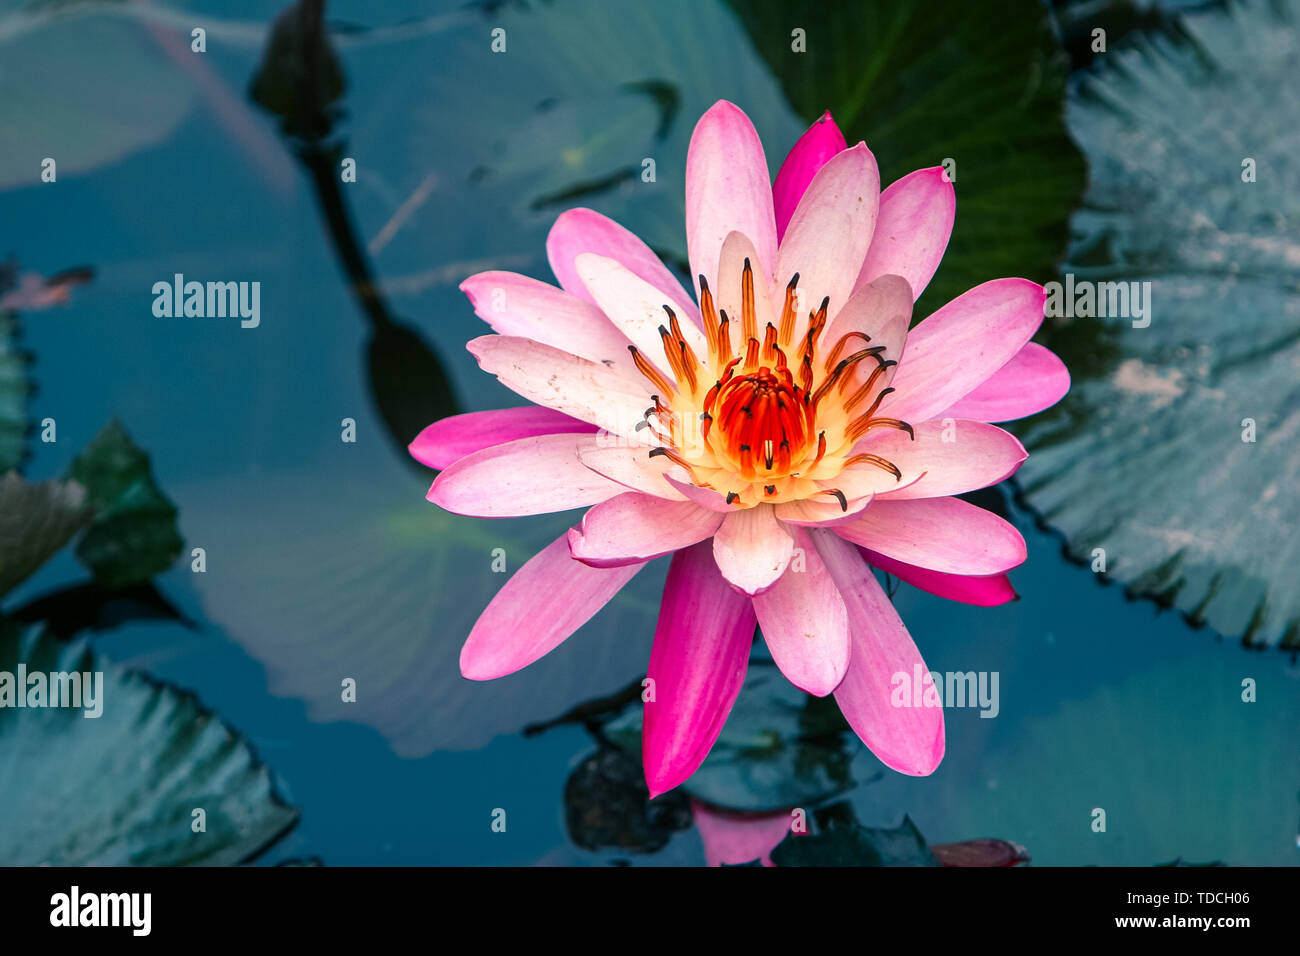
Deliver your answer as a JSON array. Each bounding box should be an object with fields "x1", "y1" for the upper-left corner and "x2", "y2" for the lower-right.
[{"x1": 250, "y1": 0, "x2": 458, "y2": 466}]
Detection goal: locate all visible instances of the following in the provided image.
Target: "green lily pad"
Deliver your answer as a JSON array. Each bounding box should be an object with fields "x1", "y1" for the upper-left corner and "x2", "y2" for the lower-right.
[
  {"x1": 65, "y1": 420, "x2": 184, "y2": 588},
  {"x1": 1018, "y1": 0, "x2": 1300, "y2": 649},
  {"x1": 0, "y1": 474, "x2": 89, "y2": 598},
  {"x1": 730, "y1": 0, "x2": 1086, "y2": 319},
  {"x1": 607, "y1": 658, "x2": 862, "y2": 812},
  {"x1": 0, "y1": 622, "x2": 298, "y2": 865}
]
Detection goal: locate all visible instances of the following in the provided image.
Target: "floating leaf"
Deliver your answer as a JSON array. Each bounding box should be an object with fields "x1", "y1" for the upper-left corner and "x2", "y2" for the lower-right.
[
  {"x1": 65, "y1": 420, "x2": 184, "y2": 587},
  {"x1": 0, "y1": 623, "x2": 298, "y2": 865},
  {"x1": 564, "y1": 747, "x2": 693, "y2": 854},
  {"x1": 0, "y1": 474, "x2": 89, "y2": 598},
  {"x1": 607, "y1": 658, "x2": 862, "y2": 812},
  {"x1": 1019, "y1": 0, "x2": 1300, "y2": 648},
  {"x1": 730, "y1": 0, "x2": 1086, "y2": 318}
]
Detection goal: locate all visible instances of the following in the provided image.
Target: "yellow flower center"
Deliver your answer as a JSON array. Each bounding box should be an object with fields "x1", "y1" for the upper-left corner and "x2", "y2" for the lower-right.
[{"x1": 629, "y1": 257, "x2": 912, "y2": 508}]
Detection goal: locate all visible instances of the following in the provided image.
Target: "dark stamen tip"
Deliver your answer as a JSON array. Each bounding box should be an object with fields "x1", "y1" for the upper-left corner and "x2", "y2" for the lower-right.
[
  {"x1": 743, "y1": 257, "x2": 752, "y2": 272},
  {"x1": 765, "y1": 485, "x2": 776, "y2": 496},
  {"x1": 648, "y1": 447, "x2": 670, "y2": 459},
  {"x1": 787, "y1": 272, "x2": 800, "y2": 289},
  {"x1": 725, "y1": 492, "x2": 739, "y2": 505},
  {"x1": 829, "y1": 489, "x2": 848, "y2": 512},
  {"x1": 698, "y1": 275, "x2": 709, "y2": 291}
]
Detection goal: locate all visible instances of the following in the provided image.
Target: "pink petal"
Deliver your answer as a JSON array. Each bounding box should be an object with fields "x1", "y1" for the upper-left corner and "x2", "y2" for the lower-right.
[
  {"x1": 860, "y1": 547, "x2": 1017, "y2": 607},
  {"x1": 574, "y1": 253, "x2": 707, "y2": 380},
  {"x1": 459, "y1": 271, "x2": 633, "y2": 371},
  {"x1": 810, "y1": 529, "x2": 945, "y2": 775},
  {"x1": 643, "y1": 540, "x2": 756, "y2": 798},
  {"x1": 939, "y1": 342, "x2": 1070, "y2": 423},
  {"x1": 860, "y1": 419, "x2": 1027, "y2": 500},
  {"x1": 467, "y1": 335, "x2": 653, "y2": 441},
  {"x1": 409, "y1": 407, "x2": 595, "y2": 471},
  {"x1": 855, "y1": 167, "x2": 955, "y2": 301},
  {"x1": 883, "y1": 278, "x2": 1046, "y2": 424},
  {"x1": 664, "y1": 475, "x2": 737, "y2": 512},
  {"x1": 567, "y1": 492, "x2": 722, "y2": 568},
  {"x1": 833, "y1": 497, "x2": 1027, "y2": 575},
  {"x1": 819, "y1": 273, "x2": 912, "y2": 397},
  {"x1": 460, "y1": 533, "x2": 645, "y2": 680},
  {"x1": 772, "y1": 111, "x2": 847, "y2": 242},
  {"x1": 775, "y1": 142, "x2": 880, "y2": 342},
  {"x1": 579, "y1": 445, "x2": 691, "y2": 500},
  {"x1": 691, "y1": 799, "x2": 792, "y2": 867},
  {"x1": 752, "y1": 527, "x2": 850, "y2": 696},
  {"x1": 427, "y1": 433, "x2": 625, "y2": 517},
  {"x1": 546, "y1": 207, "x2": 699, "y2": 323},
  {"x1": 712, "y1": 505, "x2": 795, "y2": 595},
  {"x1": 686, "y1": 101, "x2": 777, "y2": 302}
]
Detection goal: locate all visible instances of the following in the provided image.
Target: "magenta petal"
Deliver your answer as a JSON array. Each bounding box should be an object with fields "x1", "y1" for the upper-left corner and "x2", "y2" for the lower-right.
[
  {"x1": 939, "y1": 342, "x2": 1071, "y2": 423},
  {"x1": 643, "y1": 540, "x2": 756, "y2": 798},
  {"x1": 772, "y1": 111, "x2": 847, "y2": 242},
  {"x1": 860, "y1": 547, "x2": 1017, "y2": 607},
  {"x1": 691, "y1": 799, "x2": 791, "y2": 867},
  {"x1": 546, "y1": 207, "x2": 699, "y2": 323},
  {"x1": 855, "y1": 167, "x2": 955, "y2": 301},
  {"x1": 810, "y1": 529, "x2": 945, "y2": 775},
  {"x1": 409, "y1": 407, "x2": 595, "y2": 471},
  {"x1": 460, "y1": 533, "x2": 645, "y2": 680}
]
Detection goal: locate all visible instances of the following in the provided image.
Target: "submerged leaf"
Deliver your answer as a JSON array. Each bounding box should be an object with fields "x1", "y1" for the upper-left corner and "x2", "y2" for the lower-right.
[
  {"x1": 0, "y1": 12, "x2": 194, "y2": 189},
  {"x1": 178, "y1": 461, "x2": 664, "y2": 757}
]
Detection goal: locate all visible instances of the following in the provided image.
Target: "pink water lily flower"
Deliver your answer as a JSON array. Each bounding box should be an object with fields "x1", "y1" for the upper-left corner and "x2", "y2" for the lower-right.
[{"x1": 412, "y1": 102, "x2": 1069, "y2": 797}]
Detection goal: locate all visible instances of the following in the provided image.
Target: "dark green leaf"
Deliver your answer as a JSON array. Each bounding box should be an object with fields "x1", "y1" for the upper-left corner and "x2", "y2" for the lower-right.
[
  {"x1": 0, "y1": 474, "x2": 90, "y2": 599},
  {"x1": 771, "y1": 810, "x2": 939, "y2": 867},
  {"x1": 730, "y1": 0, "x2": 1086, "y2": 320},
  {"x1": 65, "y1": 420, "x2": 184, "y2": 587}
]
